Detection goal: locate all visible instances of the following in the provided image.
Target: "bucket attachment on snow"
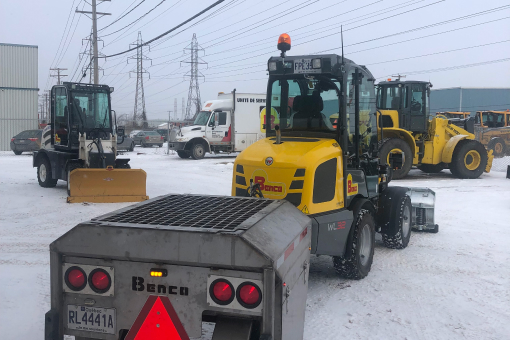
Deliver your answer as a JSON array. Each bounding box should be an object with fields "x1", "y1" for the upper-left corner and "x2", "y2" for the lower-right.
[
  {"x1": 407, "y1": 187, "x2": 438, "y2": 233},
  {"x1": 67, "y1": 168, "x2": 149, "y2": 203}
]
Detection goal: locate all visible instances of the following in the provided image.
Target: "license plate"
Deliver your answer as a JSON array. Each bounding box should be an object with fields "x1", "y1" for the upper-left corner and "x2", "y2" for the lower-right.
[
  {"x1": 67, "y1": 305, "x2": 116, "y2": 334},
  {"x1": 294, "y1": 58, "x2": 320, "y2": 74},
  {"x1": 19, "y1": 140, "x2": 25, "y2": 143}
]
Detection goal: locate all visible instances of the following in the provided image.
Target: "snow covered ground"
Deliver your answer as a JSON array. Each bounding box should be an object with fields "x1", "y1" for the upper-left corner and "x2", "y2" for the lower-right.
[{"x1": 0, "y1": 147, "x2": 509, "y2": 340}]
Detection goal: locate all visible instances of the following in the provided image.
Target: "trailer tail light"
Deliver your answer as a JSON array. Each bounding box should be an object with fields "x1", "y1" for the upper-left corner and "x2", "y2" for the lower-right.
[
  {"x1": 145, "y1": 136, "x2": 150, "y2": 140},
  {"x1": 210, "y1": 279, "x2": 234, "y2": 305},
  {"x1": 237, "y1": 282, "x2": 262, "y2": 308},
  {"x1": 89, "y1": 268, "x2": 112, "y2": 293},
  {"x1": 65, "y1": 266, "x2": 87, "y2": 291}
]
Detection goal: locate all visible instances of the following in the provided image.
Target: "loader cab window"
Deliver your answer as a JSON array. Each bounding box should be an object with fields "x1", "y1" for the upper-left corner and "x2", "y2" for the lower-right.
[
  {"x1": 194, "y1": 111, "x2": 212, "y2": 126},
  {"x1": 70, "y1": 90, "x2": 111, "y2": 131},
  {"x1": 410, "y1": 85, "x2": 425, "y2": 115},
  {"x1": 377, "y1": 86, "x2": 401, "y2": 110},
  {"x1": 53, "y1": 87, "x2": 69, "y2": 146}
]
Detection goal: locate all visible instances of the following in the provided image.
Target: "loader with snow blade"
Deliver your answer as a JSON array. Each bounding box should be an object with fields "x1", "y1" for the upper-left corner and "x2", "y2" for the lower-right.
[
  {"x1": 232, "y1": 34, "x2": 438, "y2": 280},
  {"x1": 376, "y1": 80, "x2": 493, "y2": 179},
  {"x1": 33, "y1": 82, "x2": 148, "y2": 203}
]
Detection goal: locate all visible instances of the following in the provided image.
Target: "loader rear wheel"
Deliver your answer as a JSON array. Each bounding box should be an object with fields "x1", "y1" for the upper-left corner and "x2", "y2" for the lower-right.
[
  {"x1": 418, "y1": 163, "x2": 444, "y2": 173},
  {"x1": 379, "y1": 138, "x2": 413, "y2": 180},
  {"x1": 37, "y1": 157, "x2": 58, "y2": 188},
  {"x1": 177, "y1": 150, "x2": 190, "y2": 159},
  {"x1": 450, "y1": 140, "x2": 487, "y2": 179},
  {"x1": 487, "y1": 138, "x2": 506, "y2": 158},
  {"x1": 333, "y1": 210, "x2": 375, "y2": 280},
  {"x1": 382, "y1": 195, "x2": 412, "y2": 249},
  {"x1": 191, "y1": 142, "x2": 205, "y2": 160}
]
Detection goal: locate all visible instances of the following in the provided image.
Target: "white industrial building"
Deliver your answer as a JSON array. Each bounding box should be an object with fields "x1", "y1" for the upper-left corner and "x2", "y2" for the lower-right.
[{"x1": 0, "y1": 43, "x2": 38, "y2": 151}]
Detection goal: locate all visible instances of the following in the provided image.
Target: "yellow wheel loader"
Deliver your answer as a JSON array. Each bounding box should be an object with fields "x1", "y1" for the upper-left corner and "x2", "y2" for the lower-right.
[
  {"x1": 33, "y1": 82, "x2": 148, "y2": 203},
  {"x1": 436, "y1": 111, "x2": 471, "y2": 119},
  {"x1": 376, "y1": 80, "x2": 493, "y2": 179},
  {"x1": 232, "y1": 34, "x2": 438, "y2": 280},
  {"x1": 474, "y1": 110, "x2": 510, "y2": 158}
]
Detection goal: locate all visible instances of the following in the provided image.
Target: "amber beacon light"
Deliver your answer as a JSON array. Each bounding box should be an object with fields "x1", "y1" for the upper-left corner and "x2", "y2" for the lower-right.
[{"x1": 277, "y1": 33, "x2": 291, "y2": 56}]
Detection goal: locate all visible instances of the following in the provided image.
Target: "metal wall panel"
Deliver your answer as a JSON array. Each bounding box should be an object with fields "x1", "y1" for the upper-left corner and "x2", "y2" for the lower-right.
[
  {"x1": 431, "y1": 87, "x2": 510, "y2": 117},
  {"x1": 0, "y1": 43, "x2": 38, "y2": 89},
  {"x1": 0, "y1": 89, "x2": 38, "y2": 151}
]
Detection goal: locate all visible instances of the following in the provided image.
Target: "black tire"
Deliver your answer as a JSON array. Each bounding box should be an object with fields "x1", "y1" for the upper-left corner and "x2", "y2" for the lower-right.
[
  {"x1": 379, "y1": 138, "x2": 413, "y2": 180},
  {"x1": 191, "y1": 142, "x2": 206, "y2": 160},
  {"x1": 418, "y1": 163, "x2": 445, "y2": 173},
  {"x1": 141, "y1": 141, "x2": 147, "y2": 148},
  {"x1": 177, "y1": 150, "x2": 190, "y2": 159},
  {"x1": 37, "y1": 157, "x2": 58, "y2": 188},
  {"x1": 67, "y1": 163, "x2": 82, "y2": 196},
  {"x1": 13, "y1": 150, "x2": 22, "y2": 155},
  {"x1": 158, "y1": 144, "x2": 163, "y2": 147},
  {"x1": 450, "y1": 140, "x2": 487, "y2": 179},
  {"x1": 333, "y1": 210, "x2": 375, "y2": 280},
  {"x1": 487, "y1": 138, "x2": 506, "y2": 158},
  {"x1": 382, "y1": 195, "x2": 412, "y2": 249},
  {"x1": 129, "y1": 142, "x2": 135, "y2": 152},
  {"x1": 116, "y1": 163, "x2": 131, "y2": 169}
]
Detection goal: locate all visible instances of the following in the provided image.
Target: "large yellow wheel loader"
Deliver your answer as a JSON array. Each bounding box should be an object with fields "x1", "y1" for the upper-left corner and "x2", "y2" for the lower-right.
[
  {"x1": 474, "y1": 110, "x2": 510, "y2": 158},
  {"x1": 33, "y1": 82, "x2": 148, "y2": 203},
  {"x1": 232, "y1": 34, "x2": 438, "y2": 280},
  {"x1": 376, "y1": 80, "x2": 493, "y2": 179}
]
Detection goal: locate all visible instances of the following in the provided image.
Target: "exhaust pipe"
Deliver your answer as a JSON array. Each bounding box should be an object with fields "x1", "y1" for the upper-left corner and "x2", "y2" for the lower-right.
[{"x1": 275, "y1": 125, "x2": 281, "y2": 144}]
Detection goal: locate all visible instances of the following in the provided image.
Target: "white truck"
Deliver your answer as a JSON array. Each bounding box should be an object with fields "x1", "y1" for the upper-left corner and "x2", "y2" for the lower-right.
[{"x1": 168, "y1": 90, "x2": 268, "y2": 159}]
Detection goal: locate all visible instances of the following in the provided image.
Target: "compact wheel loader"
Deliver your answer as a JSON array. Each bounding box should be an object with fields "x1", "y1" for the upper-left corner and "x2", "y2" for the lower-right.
[
  {"x1": 232, "y1": 34, "x2": 438, "y2": 280},
  {"x1": 376, "y1": 80, "x2": 493, "y2": 179},
  {"x1": 33, "y1": 82, "x2": 148, "y2": 203}
]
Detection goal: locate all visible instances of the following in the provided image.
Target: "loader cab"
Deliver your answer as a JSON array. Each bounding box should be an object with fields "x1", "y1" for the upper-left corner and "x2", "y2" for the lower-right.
[
  {"x1": 50, "y1": 82, "x2": 113, "y2": 151},
  {"x1": 376, "y1": 80, "x2": 431, "y2": 133},
  {"x1": 475, "y1": 111, "x2": 509, "y2": 128}
]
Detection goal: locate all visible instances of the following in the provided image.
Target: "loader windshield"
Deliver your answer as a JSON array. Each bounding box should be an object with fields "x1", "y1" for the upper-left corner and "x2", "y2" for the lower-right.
[{"x1": 70, "y1": 90, "x2": 111, "y2": 131}]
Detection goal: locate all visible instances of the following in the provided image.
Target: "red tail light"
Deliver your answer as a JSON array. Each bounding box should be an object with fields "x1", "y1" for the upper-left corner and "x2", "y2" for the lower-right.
[
  {"x1": 89, "y1": 269, "x2": 111, "y2": 293},
  {"x1": 145, "y1": 136, "x2": 150, "y2": 140},
  {"x1": 237, "y1": 282, "x2": 262, "y2": 308},
  {"x1": 29, "y1": 138, "x2": 38, "y2": 142},
  {"x1": 160, "y1": 136, "x2": 164, "y2": 139},
  {"x1": 65, "y1": 266, "x2": 87, "y2": 291},
  {"x1": 210, "y1": 279, "x2": 234, "y2": 305},
  {"x1": 11, "y1": 138, "x2": 14, "y2": 142}
]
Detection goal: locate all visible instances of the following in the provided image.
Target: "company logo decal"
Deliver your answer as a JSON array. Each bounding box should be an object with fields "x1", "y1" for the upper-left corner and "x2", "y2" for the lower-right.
[
  {"x1": 55, "y1": 133, "x2": 61, "y2": 144},
  {"x1": 265, "y1": 157, "x2": 274, "y2": 166},
  {"x1": 132, "y1": 276, "x2": 189, "y2": 296},
  {"x1": 252, "y1": 169, "x2": 286, "y2": 197},
  {"x1": 347, "y1": 173, "x2": 358, "y2": 196}
]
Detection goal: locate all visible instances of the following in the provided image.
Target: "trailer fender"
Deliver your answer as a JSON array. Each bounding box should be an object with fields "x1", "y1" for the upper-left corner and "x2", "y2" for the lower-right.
[
  {"x1": 441, "y1": 134, "x2": 469, "y2": 164},
  {"x1": 185, "y1": 137, "x2": 211, "y2": 153}
]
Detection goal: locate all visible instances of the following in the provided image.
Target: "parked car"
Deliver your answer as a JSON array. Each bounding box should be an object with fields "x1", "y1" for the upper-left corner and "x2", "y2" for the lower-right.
[
  {"x1": 133, "y1": 131, "x2": 164, "y2": 147},
  {"x1": 129, "y1": 129, "x2": 142, "y2": 138},
  {"x1": 10, "y1": 129, "x2": 42, "y2": 155},
  {"x1": 155, "y1": 129, "x2": 170, "y2": 142},
  {"x1": 117, "y1": 136, "x2": 135, "y2": 152}
]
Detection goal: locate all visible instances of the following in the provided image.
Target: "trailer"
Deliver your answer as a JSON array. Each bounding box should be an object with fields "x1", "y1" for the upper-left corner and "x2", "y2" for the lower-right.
[
  {"x1": 44, "y1": 194, "x2": 311, "y2": 340},
  {"x1": 168, "y1": 91, "x2": 267, "y2": 159}
]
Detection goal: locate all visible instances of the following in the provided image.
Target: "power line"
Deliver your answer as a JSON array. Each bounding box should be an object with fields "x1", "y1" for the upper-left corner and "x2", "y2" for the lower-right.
[{"x1": 98, "y1": 0, "x2": 146, "y2": 32}]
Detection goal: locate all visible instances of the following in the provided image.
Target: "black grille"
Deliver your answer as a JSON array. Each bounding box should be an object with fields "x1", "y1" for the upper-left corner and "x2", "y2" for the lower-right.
[{"x1": 96, "y1": 194, "x2": 273, "y2": 231}]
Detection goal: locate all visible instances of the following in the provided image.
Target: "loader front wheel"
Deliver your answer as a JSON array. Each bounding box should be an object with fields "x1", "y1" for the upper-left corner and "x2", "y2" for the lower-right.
[
  {"x1": 191, "y1": 142, "x2": 205, "y2": 160},
  {"x1": 418, "y1": 163, "x2": 445, "y2": 173},
  {"x1": 333, "y1": 210, "x2": 375, "y2": 280},
  {"x1": 177, "y1": 150, "x2": 190, "y2": 159},
  {"x1": 379, "y1": 138, "x2": 413, "y2": 180},
  {"x1": 450, "y1": 141, "x2": 487, "y2": 179},
  {"x1": 37, "y1": 157, "x2": 58, "y2": 188},
  {"x1": 487, "y1": 138, "x2": 506, "y2": 158},
  {"x1": 382, "y1": 194, "x2": 412, "y2": 249}
]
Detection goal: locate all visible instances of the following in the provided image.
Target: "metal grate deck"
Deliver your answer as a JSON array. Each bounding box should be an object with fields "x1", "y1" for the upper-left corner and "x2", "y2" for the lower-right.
[{"x1": 96, "y1": 194, "x2": 273, "y2": 231}]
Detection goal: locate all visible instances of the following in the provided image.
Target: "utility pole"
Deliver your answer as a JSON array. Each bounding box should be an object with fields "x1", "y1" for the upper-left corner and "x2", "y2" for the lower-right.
[
  {"x1": 76, "y1": 0, "x2": 110, "y2": 84},
  {"x1": 174, "y1": 99, "x2": 178, "y2": 120},
  {"x1": 128, "y1": 32, "x2": 151, "y2": 128},
  {"x1": 50, "y1": 68, "x2": 68, "y2": 85},
  {"x1": 166, "y1": 110, "x2": 172, "y2": 154},
  {"x1": 182, "y1": 98, "x2": 185, "y2": 121},
  {"x1": 182, "y1": 34, "x2": 207, "y2": 121}
]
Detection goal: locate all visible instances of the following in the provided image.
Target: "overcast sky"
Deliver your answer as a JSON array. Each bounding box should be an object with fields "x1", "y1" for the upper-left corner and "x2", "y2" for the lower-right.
[{"x1": 1, "y1": 0, "x2": 509, "y2": 120}]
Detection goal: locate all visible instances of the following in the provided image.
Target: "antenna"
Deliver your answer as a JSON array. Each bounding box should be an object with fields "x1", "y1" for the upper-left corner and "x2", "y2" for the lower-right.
[
  {"x1": 341, "y1": 25, "x2": 345, "y2": 65},
  {"x1": 391, "y1": 74, "x2": 406, "y2": 81}
]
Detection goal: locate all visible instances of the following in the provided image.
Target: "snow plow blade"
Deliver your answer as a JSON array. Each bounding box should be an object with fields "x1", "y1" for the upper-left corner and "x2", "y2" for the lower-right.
[{"x1": 67, "y1": 168, "x2": 149, "y2": 203}]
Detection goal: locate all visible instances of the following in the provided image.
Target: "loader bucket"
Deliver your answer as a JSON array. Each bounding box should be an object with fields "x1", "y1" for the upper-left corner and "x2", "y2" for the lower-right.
[
  {"x1": 67, "y1": 168, "x2": 149, "y2": 203},
  {"x1": 407, "y1": 187, "x2": 438, "y2": 232}
]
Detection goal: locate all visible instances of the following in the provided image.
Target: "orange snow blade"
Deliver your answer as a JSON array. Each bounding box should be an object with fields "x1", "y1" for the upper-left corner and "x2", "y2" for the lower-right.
[{"x1": 67, "y1": 168, "x2": 149, "y2": 203}]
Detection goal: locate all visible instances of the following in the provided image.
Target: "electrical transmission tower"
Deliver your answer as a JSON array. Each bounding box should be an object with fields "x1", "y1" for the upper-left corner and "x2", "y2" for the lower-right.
[
  {"x1": 182, "y1": 34, "x2": 207, "y2": 120},
  {"x1": 76, "y1": 0, "x2": 111, "y2": 84},
  {"x1": 174, "y1": 99, "x2": 178, "y2": 120},
  {"x1": 128, "y1": 31, "x2": 151, "y2": 128},
  {"x1": 50, "y1": 68, "x2": 68, "y2": 85},
  {"x1": 81, "y1": 29, "x2": 104, "y2": 84}
]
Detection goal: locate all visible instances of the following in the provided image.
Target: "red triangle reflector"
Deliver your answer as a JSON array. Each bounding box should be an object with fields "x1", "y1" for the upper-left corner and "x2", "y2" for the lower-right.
[{"x1": 125, "y1": 295, "x2": 190, "y2": 340}]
